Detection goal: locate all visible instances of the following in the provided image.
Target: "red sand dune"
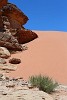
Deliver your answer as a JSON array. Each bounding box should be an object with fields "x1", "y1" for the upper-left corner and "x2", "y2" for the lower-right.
[{"x1": 8, "y1": 31, "x2": 67, "y2": 85}]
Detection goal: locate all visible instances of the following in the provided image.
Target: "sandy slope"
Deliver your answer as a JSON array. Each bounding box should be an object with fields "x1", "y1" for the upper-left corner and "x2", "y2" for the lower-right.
[{"x1": 7, "y1": 31, "x2": 67, "y2": 85}]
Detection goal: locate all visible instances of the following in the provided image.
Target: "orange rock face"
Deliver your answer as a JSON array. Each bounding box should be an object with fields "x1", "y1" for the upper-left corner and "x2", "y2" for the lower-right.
[
  {"x1": 15, "y1": 29, "x2": 38, "y2": 44},
  {"x1": 2, "y1": 3, "x2": 28, "y2": 28},
  {"x1": 0, "y1": 0, "x2": 7, "y2": 9}
]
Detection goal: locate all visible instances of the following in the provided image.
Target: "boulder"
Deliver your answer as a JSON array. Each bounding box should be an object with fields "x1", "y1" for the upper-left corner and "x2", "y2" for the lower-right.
[
  {"x1": 15, "y1": 29, "x2": 38, "y2": 44},
  {"x1": 0, "y1": 47, "x2": 10, "y2": 58},
  {"x1": 9, "y1": 58, "x2": 21, "y2": 64},
  {"x1": 2, "y1": 3, "x2": 28, "y2": 29},
  {"x1": 0, "y1": 32, "x2": 22, "y2": 51}
]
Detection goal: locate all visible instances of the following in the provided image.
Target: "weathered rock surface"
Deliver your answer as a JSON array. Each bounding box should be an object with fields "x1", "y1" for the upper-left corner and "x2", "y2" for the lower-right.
[
  {"x1": 0, "y1": 74, "x2": 66, "y2": 100},
  {"x1": 0, "y1": 47, "x2": 10, "y2": 58},
  {"x1": 0, "y1": 74, "x2": 53, "y2": 100},
  {"x1": 0, "y1": 32, "x2": 22, "y2": 51},
  {"x1": 0, "y1": 64, "x2": 17, "y2": 71},
  {"x1": 0, "y1": 0, "x2": 7, "y2": 9},
  {"x1": 15, "y1": 29, "x2": 38, "y2": 44},
  {"x1": 0, "y1": 58, "x2": 6, "y2": 64},
  {"x1": 51, "y1": 85, "x2": 67, "y2": 100},
  {"x1": 9, "y1": 58, "x2": 21, "y2": 64},
  {"x1": 2, "y1": 3, "x2": 28, "y2": 28}
]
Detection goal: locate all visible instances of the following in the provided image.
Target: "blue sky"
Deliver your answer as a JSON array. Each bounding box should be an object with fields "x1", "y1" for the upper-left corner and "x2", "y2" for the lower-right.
[{"x1": 9, "y1": 0, "x2": 67, "y2": 31}]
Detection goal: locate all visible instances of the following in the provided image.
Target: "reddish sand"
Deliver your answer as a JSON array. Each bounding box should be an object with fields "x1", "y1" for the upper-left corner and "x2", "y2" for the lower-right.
[{"x1": 7, "y1": 31, "x2": 67, "y2": 85}]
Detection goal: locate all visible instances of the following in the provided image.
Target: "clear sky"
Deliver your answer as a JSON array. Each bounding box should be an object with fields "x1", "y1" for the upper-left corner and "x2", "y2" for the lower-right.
[{"x1": 9, "y1": 0, "x2": 67, "y2": 32}]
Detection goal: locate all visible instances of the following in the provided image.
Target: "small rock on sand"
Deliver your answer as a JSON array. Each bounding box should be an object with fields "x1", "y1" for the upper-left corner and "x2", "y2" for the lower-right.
[{"x1": 9, "y1": 58, "x2": 21, "y2": 64}]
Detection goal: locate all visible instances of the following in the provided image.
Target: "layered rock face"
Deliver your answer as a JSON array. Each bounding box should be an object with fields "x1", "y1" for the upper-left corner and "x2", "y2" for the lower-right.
[
  {"x1": 0, "y1": 0, "x2": 7, "y2": 9},
  {"x1": 0, "y1": 0, "x2": 38, "y2": 51},
  {"x1": 15, "y1": 29, "x2": 38, "y2": 44},
  {"x1": 2, "y1": 3, "x2": 28, "y2": 29}
]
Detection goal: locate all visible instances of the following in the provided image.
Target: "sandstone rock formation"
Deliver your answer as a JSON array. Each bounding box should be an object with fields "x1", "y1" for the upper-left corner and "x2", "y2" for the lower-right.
[
  {"x1": 0, "y1": 1, "x2": 34, "y2": 75},
  {"x1": 0, "y1": 0, "x2": 38, "y2": 79},
  {"x1": 15, "y1": 29, "x2": 38, "y2": 44},
  {"x1": 2, "y1": 3, "x2": 28, "y2": 29},
  {"x1": 0, "y1": 0, "x2": 38, "y2": 50}
]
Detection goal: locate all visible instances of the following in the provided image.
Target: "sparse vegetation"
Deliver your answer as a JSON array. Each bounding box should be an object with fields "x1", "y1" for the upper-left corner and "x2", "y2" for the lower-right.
[{"x1": 29, "y1": 75, "x2": 58, "y2": 93}]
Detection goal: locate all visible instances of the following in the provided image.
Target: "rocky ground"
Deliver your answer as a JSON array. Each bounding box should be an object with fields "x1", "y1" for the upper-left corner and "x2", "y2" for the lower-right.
[
  {"x1": 0, "y1": 74, "x2": 53, "y2": 100},
  {"x1": 0, "y1": 74, "x2": 66, "y2": 100},
  {"x1": 51, "y1": 85, "x2": 67, "y2": 100}
]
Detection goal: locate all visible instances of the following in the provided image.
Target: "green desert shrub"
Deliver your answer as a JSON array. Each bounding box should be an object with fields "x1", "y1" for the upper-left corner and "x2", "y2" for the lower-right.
[{"x1": 29, "y1": 75, "x2": 58, "y2": 93}]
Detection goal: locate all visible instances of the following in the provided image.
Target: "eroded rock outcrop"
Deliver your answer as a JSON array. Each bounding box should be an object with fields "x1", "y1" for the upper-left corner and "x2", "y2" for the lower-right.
[
  {"x1": 2, "y1": 3, "x2": 28, "y2": 29},
  {"x1": 15, "y1": 29, "x2": 38, "y2": 44},
  {"x1": 0, "y1": 32, "x2": 22, "y2": 51},
  {"x1": 0, "y1": 0, "x2": 38, "y2": 51}
]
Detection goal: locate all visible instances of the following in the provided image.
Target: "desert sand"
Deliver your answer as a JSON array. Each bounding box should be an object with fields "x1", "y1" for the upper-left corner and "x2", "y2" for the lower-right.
[{"x1": 7, "y1": 31, "x2": 67, "y2": 85}]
